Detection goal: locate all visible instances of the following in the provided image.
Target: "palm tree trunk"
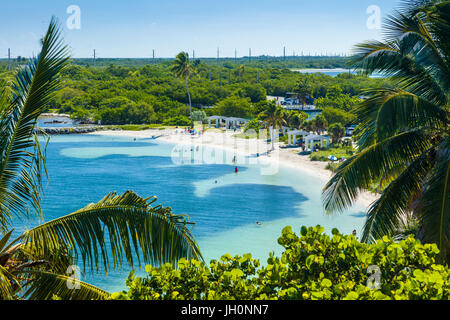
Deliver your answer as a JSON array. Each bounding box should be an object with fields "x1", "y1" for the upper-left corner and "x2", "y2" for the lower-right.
[
  {"x1": 271, "y1": 125, "x2": 275, "y2": 151},
  {"x1": 185, "y1": 77, "x2": 193, "y2": 128}
]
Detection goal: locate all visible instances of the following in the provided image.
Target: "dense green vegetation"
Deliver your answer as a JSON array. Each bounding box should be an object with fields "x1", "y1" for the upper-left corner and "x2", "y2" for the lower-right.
[
  {"x1": 0, "y1": 58, "x2": 394, "y2": 127},
  {"x1": 111, "y1": 225, "x2": 450, "y2": 300},
  {"x1": 0, "y1": 55, "x2": 351, "y2": 70}
]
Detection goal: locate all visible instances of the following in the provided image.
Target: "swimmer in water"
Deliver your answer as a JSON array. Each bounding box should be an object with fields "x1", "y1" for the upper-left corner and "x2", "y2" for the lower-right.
[
  {"x1": 352, "y1": 230, "x2": 357, "y2": 236},
  {"x1": 256, "y1": 222, "x2": 262, "y2": 226}
]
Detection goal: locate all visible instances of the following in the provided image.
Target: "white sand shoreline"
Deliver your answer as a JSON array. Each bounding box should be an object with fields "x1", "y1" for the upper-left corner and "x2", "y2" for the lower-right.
[{"x1": 88, "y1": 129, "x2": 379, "y2": 209}]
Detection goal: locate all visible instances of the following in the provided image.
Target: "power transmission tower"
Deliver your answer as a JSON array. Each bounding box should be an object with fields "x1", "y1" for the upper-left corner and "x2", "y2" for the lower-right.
[
  {"x1": 93, "y1": 49, "x2": 96, "y2": 67},
  {"x1": 283, "y1": 46, "x2": 286, "y2": 61},
  {"x1": 217, "y1": 47, "x2": 220, "y2": 64},
  {"x1": 152, "y1": 49, "x2": 155, "y2": 64},
  {"x1": 7, "y1": 48, "x2": 11, "y2": 70},
  {"x1": 193, "y1": 50, "x2": 195, "y2": 59}
]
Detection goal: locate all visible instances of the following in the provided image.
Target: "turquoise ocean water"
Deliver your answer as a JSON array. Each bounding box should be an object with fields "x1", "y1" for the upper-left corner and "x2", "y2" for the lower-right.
[
  {"x1": 12, "y1": 134, "x2": 367, "y2": 292},
  {"x1": 294, "y1": 68, "x2": 386, "y2": 78}
]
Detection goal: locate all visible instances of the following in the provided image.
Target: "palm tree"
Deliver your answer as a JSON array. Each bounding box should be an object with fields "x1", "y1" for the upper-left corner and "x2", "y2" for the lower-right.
[
  {"x1": 312, "y1": 114, "x2": 328, "y2": 135},
  {"x1": 283, "y1": 110, "x2": 308, "y2": 129},
  {"x1": 295, "y1": 79, "x2": 313, "y2": 109},
  {"x1": 171, "y1": 52, "x2": 196, "y2": 128},
  {"x1": 261, "y1": 101, "x2": 287, "y2": 150},
  {"x1": 322, "y1": 0, "x2": 449, "y2": 262},
  {"x1": 328, "y1": 123, "x2": 345, "y2": 144},
  {"x1": 0, "y1": 19, "x2": 201, "y2": 300}
]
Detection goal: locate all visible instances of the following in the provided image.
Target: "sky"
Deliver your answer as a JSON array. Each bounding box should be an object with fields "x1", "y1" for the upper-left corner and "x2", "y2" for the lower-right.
[{"x1": 0, "y1": 0, "x2": 399, "y2": 59}]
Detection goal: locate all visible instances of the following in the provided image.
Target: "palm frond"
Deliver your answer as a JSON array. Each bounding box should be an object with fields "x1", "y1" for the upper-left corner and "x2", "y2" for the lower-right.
[
  {"x1": 323, "y1": 130, "x2": 431, "y2": 213},
  {"x1": 15, "y1": 241, "x2": 74, "y2": 275},
  {"x1": 22, "y1": 191, "x2": 202, "y2": 274},
  {"x1": 337, "y1": 0, "x2": 450, "y2": 261},
  {"x1": 0, "y1": 17, "x2": 70, "y2": 231},
  {"x1": 0, "y1": 265, "x2": 19, "y2": 300},
  {"x1": 369, "y1": 89, "x2": 446, "y2": 140},
  {"x1": 352, "y1": 35, "x2": 447, "y2": 105},
  {"x1": 362, "y1": 152, "x2": 433, "y2": 243},
  {"x1": 418, "y1": 137, "x2": 450, "y2": 263},
  {"x1": 19, "y1": 270, "x2": 109, "y2": 300},
  {"x1": 0, "y1": 229, "x2": 14, "y2": 253}
]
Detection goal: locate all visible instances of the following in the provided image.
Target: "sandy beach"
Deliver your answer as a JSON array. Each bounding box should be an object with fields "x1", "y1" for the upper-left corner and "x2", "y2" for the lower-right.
[{"x1": 88, "y1": 128, "x2": 379, "y2": 209}]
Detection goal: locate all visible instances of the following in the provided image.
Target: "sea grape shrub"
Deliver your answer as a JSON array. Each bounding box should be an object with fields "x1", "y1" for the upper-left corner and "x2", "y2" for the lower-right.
[
  {"x1": 273, "y1": 226, "x2": 449, "y2": 300},
  {"x1": 112, "y1": 254, "x2": 262, "y2": 300},
  {"x1": 110, "y1": 226, "x2": 450, "y2": 300}
]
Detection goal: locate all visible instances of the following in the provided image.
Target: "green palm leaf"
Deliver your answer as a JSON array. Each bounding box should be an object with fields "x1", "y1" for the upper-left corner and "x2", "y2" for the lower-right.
[
  {"x1": 0, "y1": 17, "x2": 70, "y2": 231},
  {"x1": 418, "y1": 137, "x2": 450, "y2": 263},
  {"x1": 362, "y1": 152, "x2": 433, "y2": 243},
  {"x1": 326, "y1": 0, "x2": 449, "y2": 261},
  {"x1": 0, "y1": 265, "x2": 19, "y2": 300},
  {"x1": 356, "y1": 88, "x2": 447, "y2": 141},
  {"x1": 19, "y1": 270, "x2": 109, "y2": 300},
  {"x1": 323, "y1": 130, "x2": 431, "y2": 213},
  {"x1": 22, "y1": 191, "x2": 202, "y2": 274},
  {"x1": 171, "y1": 52, "x2": 196, "y2": 128}
]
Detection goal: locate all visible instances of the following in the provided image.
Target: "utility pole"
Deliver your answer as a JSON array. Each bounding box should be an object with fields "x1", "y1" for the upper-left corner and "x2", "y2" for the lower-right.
[
  {"x1": 93, "y1": 49, "x2": 96, "y2": 67},
  {"x1": 152, "y1": 49, "x2": 155, "y2": 64},
  {"x1": 7, "y1": 48, "x2": 11, "y2": 70},
  {"x1": 283, "y1": 46, "x2": 286, "y2": 61}
]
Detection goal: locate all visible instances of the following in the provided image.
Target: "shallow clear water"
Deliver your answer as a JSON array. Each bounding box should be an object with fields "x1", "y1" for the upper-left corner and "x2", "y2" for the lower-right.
[
  {"x1": 12, "y1": 134, "x2": 366, "y2": 292},
  {"x1": 294, "y1": 68, "x2": 385, "y2": 78}
]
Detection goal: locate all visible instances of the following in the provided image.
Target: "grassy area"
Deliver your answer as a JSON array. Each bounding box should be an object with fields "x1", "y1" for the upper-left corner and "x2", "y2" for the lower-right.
[
  {"x1": 203, "y1": 127, "x2": 226, "y2": 133},
  {"x1": 322, "y1": 148, "x2": 380, "y2": 195},
  {"x1": 102, "y1": 123, "x2": 221, "y2": 132},
  {"x1": 325, "y1": 162, "x2": 341, "y2": 172},
  {"x1": 309, "y1": 144, "x2": 355, "y2": 162},
  {"x1": 102, "y1": 124, "x2": 176, "y2": 131}
]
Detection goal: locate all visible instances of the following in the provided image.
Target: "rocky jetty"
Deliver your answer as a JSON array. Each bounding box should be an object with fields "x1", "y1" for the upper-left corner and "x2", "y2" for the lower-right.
[{"x1": 34, "y1": 126, "x2": 103, "y2": 135}]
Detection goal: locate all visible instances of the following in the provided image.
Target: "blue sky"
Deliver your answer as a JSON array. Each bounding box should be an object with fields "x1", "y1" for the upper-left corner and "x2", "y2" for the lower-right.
[{"x1": 0, "y1": 0, "x2": 399, "y2": 58}]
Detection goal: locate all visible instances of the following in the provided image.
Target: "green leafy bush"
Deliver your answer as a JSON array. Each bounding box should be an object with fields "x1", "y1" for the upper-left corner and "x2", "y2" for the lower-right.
[
  {"x1": 162, "y1": 115, "x2": 191, "y2": 126},
  {"x1": 111, "y1": 226, "x2": 450, "y2": 300}
]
